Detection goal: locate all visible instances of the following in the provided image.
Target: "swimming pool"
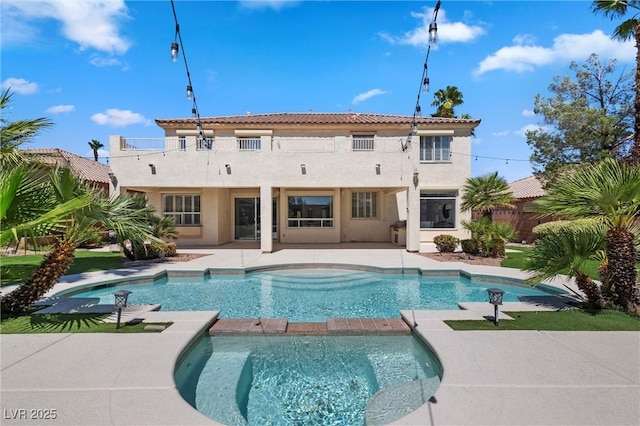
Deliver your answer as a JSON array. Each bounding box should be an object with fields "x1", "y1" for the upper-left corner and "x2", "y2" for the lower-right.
[
  {"x1": 175, "y1": 335, "x2": 442, "y2": 426},
  {"x1": 71, "y1": 268, "x2": 557, "y2": 322}
]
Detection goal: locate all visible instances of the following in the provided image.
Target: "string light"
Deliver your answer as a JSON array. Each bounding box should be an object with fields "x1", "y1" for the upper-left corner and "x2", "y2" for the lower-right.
[
  {"x1": 409, "y1": 1, "x2": 441, "y2": 139},
  {"x1": 170, "y1": 0, "x2": 204, "y2": 141}
]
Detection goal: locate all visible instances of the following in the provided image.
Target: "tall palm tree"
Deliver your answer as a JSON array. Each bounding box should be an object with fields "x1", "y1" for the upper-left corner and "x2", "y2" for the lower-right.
[
  {"x1": 1, "y1": 168, "x2": 161, "y2": 314},
  {"x1": 525, "y1": 224, "x2": 607, "y2": 307},
  {"x1": 88, "y1": 139, "x2": 104, "y2": 162},
  {"x1": 460, "y1": 172, "x2": 515, "y2": 221},
  {"x1": 0, "y1": 89, "x2": 53, "y2": 167},
  {"x1": 431, "y1": 85, "x2": 464, "y2": 118},
  {"x1": 531, "y1": 157, "x2": 640, "y2": 313},
  {"x1": 592, "y1": 0, "x2": 640, "y2": 163}
]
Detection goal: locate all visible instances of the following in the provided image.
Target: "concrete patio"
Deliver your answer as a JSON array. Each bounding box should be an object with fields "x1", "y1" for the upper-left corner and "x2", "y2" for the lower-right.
[{"x1": 1, "y1": 247, "x2": 638, "y2": 425}]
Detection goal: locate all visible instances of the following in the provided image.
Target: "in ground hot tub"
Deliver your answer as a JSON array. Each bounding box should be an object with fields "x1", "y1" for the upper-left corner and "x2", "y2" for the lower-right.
[{"x1": 175, "y1": 335, "x2": 442, "y2": 426}]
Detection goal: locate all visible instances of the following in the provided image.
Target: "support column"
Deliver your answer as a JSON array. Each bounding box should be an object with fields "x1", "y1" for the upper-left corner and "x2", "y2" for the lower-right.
[
  {"x1": 260, "y1": 185, "x2": 273, "y2": 253},
  {"x1": 405, "y1": 184, "x2": 421, "y2": 252}
]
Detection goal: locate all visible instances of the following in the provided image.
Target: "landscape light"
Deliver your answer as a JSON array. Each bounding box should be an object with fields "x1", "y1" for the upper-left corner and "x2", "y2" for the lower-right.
[
  {"x1": 113, "y1": 290, "x2": 132, "y2": 329},
  {"x1": 487, "y1": 288, "x2": 504, "y2": 326}
]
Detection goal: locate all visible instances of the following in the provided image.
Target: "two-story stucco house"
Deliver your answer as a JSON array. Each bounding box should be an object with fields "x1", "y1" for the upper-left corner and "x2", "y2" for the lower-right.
[{"x1": 108, "y1": 112, "x2": 480, "y2": 253}]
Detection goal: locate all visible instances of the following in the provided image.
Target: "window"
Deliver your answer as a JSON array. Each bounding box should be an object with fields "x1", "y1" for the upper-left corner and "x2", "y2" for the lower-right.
[
  {"x1": 352, "y1": 135, "x2": 374, "y2": 151},
  {"x1": 197, "y1": 137, "x2": 214, "y2": 150},
  {"x1": 287, "y1": 196, "x2": 333, "y2": 228},
  {"x1": 352, "y1": 191, "x2": 378, "y2": 218},
  {"x1": 179, "y1": 136, "x2": 186, "y2": 151},
  {"x1": 237, "y1": 136, "x2": 261, "y2": 151},
  {"x1": 420, "y1": 192, "x2": 456, "y2": 229},
  {"x1": 163, "y1": 194, "x2": 201, "y2": 225},
  {"x1": 420, "y1": 136, "x2": 451, "y2": 161}
]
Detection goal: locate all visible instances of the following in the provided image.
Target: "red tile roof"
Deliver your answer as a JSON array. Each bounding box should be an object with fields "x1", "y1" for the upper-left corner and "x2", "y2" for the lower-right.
[
  {"x1": 509, "y1": 175, "x2": 546, "y2": 199},
  {"x1": 23, "y1": 148, "x2": 110, "y2": 184},
  {"x1": 156, "y1": 112, "x2": 481, "y2": 126}
]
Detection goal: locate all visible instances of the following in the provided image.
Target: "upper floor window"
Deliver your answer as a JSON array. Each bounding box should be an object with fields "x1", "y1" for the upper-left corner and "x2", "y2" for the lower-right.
[
  {"x1": 179, "y1": 136, "x2": 186, "y2": 151},
  {"x1": 352, "y1": 191, "x2": 378, "y2": 219},
  {"x1": 237, "y1": 136, "x2": 261, "y2": 151},
  {"x1": 287, "y1": 196, "x2": 334, "y2": 228},
  {"x1": 352, "y1": 135, "x2": 375, "y2": 151},
  {"x1": 420, "y1": 135, "x2": 451, "y2": 161},
  {"x1": 197, "y1": 137, "x2": 214, "y2": 150},
  {"x1": 163, "y1": 194, "x2": 201, "y2": 225}
]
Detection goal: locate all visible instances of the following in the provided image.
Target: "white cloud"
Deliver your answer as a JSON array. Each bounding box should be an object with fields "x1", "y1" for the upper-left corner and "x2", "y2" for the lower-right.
[
  {"x1": 515, "y1": 123, "x2": 546, "y2": 137},
  {"x1": 1, "y1": 77, "x2": 38, "y2": 94},
  {"x1": 46, "y1": 104, "x2": 74, "y2": 114},
  {"x1": 475, "y1": 30, "x2": 634, "y2": 75},
  {"x1": 352, "y1": 89, "x2": 388, "y2": 104},
  {"x1": 91, "y1": 108, "x2": 149, "y2": 127},
  {"x1": 89, "y1": 55, "x2": 122, "y2": 67},
  {"x1": 1, "y1": 0, "x2": 131, "y2": 54},
  {"x1": 492, "y1": 130, "x2": 509, "y2": 137},
  {"x1": 380, "y1": 7, "x2": 485, "y2": 46},
  {"x1": 239, "y1": 0, "x2": 300, "y2": 11},
  {"x1": 522, "y1": 109, "x2": 535, "y2": 117}
]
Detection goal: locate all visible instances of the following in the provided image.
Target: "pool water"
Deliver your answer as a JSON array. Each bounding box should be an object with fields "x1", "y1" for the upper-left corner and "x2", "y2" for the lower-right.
[
  {"x1": 175, "y1": 335, "x2": 442, "y2": 426},
  {"x1": 73, "y1": 268, "x2": 555, "y2": 322}
]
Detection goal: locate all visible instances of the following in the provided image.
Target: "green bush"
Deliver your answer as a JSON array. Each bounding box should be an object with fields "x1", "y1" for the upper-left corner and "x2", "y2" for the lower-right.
[
  {"x1": 460, "y1": 239, "x2": 479, "y2": 255},
  {"x1": 433, "y1": 234, "x2": 459, "y2": 253},
  {"x1": 533, "y1": 218, "x2": 599, "y2": 239}
]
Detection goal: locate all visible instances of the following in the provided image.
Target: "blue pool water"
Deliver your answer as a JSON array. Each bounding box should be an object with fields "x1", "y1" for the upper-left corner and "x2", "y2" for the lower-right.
[
  {"x1": 72, "y1": 268, "x2": 556, "y2": 322},
  {"x1": 175, "y1": 335, "x2": 442, "y2": 426}
]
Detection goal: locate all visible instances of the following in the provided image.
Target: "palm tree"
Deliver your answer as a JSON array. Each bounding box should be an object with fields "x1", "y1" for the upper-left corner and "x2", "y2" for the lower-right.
[
  {"x1": 431, "y1": 85, "x2": 464, "y2": 118},
  {"x1": 460, "y1": 172, "x2": 515, "y2": 221},
  {"x1": 1, "y1": 168, "x2": 161, "y2": 314},
  {"x1": 592, "y1": 0, "x2": 640, "y2": 163},
  {"x1": 531, "y1": 158, "x2": 640, "y2": 313},
  {"x1": 525, "y1": 224, "x2": 607, "y2": 308},
  {"x1": 88, "y1": 139, "x2": 104, "y2": 162},
  {"x1": 1, "y1": 89, "x2": 53, "y2": 167}
]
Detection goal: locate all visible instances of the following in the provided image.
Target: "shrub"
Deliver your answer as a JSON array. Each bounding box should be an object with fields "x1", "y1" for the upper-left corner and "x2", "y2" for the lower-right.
[
  {"x1": 533, "y1": 218, "x2": 599, "y2": 239},
  {"x1": 164, "y1": 242, "x2": 178, "y2": 257},
  {"x1": 433, "y1": 234, "x2": 459, "y2": 253},
  {"x1": 460, "y1": 239, "x2": 479, "y2": 255},
  {"x1": 77, "y1": 228, "x2": 103, "y2": 248}
]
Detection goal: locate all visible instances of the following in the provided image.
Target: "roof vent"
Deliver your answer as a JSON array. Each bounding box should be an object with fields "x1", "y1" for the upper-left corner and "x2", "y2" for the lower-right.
[{"x1": 246, "y1": 110, "x2": 252, "y2": 116}]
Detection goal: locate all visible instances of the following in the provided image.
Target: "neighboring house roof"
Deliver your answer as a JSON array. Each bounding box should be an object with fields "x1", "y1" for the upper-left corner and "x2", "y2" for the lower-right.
[
  {"x1": 156, "y1": 112, "x2": 481, "y2": 127},
  {"x1": 22, "y1": 148, "x2": 110, "y2": 184},
  {"x1": 509, "y1": 175, "x2": 546, "y2": 199}
]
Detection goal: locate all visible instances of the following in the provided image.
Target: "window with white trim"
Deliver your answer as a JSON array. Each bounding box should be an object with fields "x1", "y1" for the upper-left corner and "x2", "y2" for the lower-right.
[
  {"x1": 179, "y1": 136, "x2": 186, "y2": 151},
  {"x1": 420, "y1": 135, "x2": 451, "y2": 161},
  {"x1": 287, "y1": 196, "x2": 333, "y2": 228},
  {"x1": 420, "y1": 192, "x2": 456, "y2": 229},
  {"x1": 352, "y1": 135, "x2": 375, "y2": 151},
  {"x1": 237, "y1": 136, "x2": 261, "y2": 151},
  {"x1": 163, "y1": 194, "x2": 201, "y2": 225},
  {"x1": 352, "y1": 191, "x2": 378, "y2": 218}
]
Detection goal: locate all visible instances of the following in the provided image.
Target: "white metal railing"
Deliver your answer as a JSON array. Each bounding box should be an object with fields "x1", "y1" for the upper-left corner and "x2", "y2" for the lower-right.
[
  {"x1": 287, "y1": 218, "x2": 334, "y2": 228},
  {"x1": 352, "y1": 136, "x2": 375, "y2": 151},
  {"x1": 237, "y1": 137, "x2": 261, "y2": 151}
]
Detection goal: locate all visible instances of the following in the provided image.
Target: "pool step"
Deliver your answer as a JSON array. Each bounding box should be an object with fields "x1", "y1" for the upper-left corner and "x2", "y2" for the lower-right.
[{"x1": 209, "y1": 318, "x2": 411, "y2": 336}]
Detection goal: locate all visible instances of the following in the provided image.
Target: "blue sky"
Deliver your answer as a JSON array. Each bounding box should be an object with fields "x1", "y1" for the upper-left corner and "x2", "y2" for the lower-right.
[{"x1": 1, "y1": 0, "x2": 635, "y2": 183}]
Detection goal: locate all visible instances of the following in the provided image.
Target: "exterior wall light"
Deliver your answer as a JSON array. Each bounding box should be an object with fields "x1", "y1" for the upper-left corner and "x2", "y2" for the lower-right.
[
  {"x1": 375, "y1": 164, "x2": 381, "y2": 175},
  {"x1": 487, "y1": 288, "x2": 505, "y2": 326},
  {"x1": 301, "y1": 164, "x2": 306, "y2": 175},
  {"x1": 225, "y1": 164, "x2": 231, "y2": 174},
  {"x1": 413, "y1": 172, "x2": 419, "y2": 189},
  {"x1": 113, "y1": 290, "x2": 132, "y2": 329}
]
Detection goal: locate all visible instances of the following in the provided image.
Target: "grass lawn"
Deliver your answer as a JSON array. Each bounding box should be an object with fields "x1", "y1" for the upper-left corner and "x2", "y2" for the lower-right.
[
  {"x1": 1, "y1": 251, "x2": 124, "y2": 286},
  {"x1": 0, "y1": 312, "x2": 172, "y2": 334},
  {"x1": 445, "y1": 309, "x2": 640, "y2": 331},
  {"x1": 502, "y1": 246, "x2": 603, "y2": 280}
]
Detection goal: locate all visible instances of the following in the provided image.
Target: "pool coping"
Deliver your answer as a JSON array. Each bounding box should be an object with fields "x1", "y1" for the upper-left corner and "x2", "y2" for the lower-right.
[{"x1": 2, "y1": 248, "x2": 638, "y2": 425}]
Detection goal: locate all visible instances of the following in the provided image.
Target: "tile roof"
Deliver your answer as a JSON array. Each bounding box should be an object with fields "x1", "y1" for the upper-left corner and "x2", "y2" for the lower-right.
[
  {"x1": 156, "y1": 112, "x2": 481, "y2": 126},
  {"x1": 509, "y1": 175, "x2": 546, "y2": 199},
  {"x1": 22, "y1": 148, "x2": 110, "y2": 184}
]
